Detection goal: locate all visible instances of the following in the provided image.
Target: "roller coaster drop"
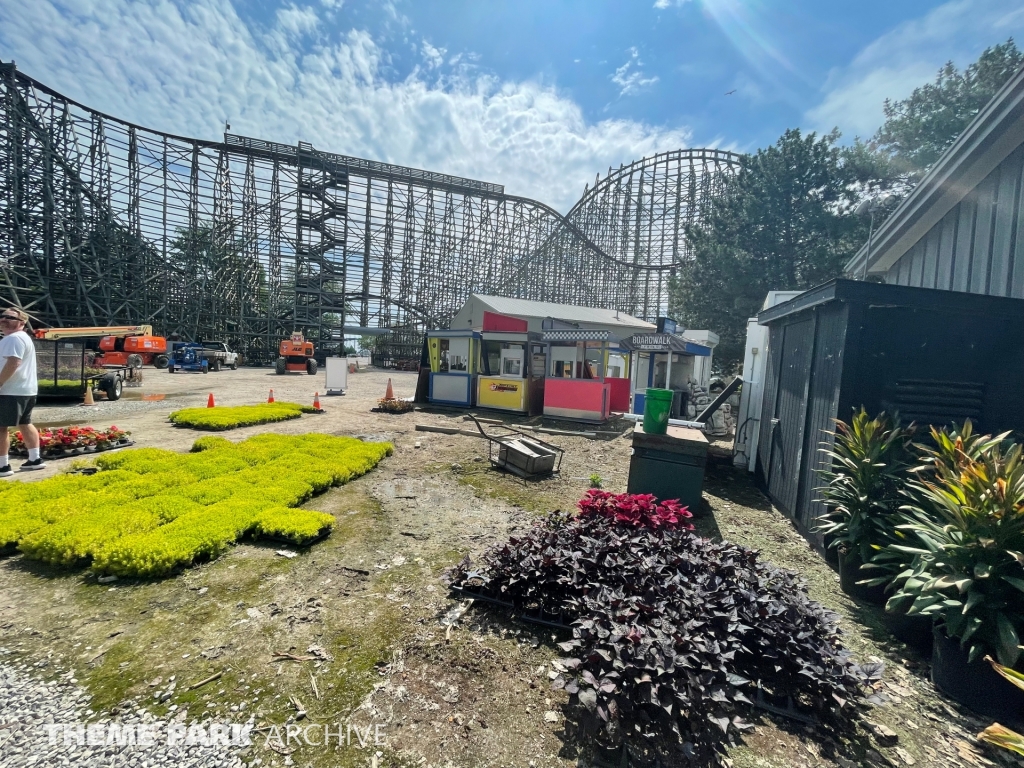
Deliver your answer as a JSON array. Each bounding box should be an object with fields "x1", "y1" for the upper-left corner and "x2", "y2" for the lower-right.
[{"x1": 0, "y1": 62, "x2": 742, "y2": 364}]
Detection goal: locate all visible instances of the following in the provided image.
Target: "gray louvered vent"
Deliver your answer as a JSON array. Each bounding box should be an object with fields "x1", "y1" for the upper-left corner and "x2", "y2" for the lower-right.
[{"x1": 881, "y1": 379, "x2": 984, "y2": 429}]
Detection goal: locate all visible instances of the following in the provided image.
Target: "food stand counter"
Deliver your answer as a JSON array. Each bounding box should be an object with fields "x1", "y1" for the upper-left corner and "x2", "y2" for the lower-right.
[
  {"x1": 541, "y1": 330, "x2": 632, "y2": 422},
  {"x1": 626, "y1": 333, "x2": 711, "y2": 417},
  {"x1": 426, "y1": 330, "x2": 480, "y2": 407},
  {"x1": 476, "y1": 331, "x2": 545, "y2": 414}
]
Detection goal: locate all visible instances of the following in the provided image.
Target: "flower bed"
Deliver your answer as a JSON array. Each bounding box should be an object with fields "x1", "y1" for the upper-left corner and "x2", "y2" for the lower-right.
[
  {"x1": 447, "y1": 493, "x2": 882, "y2": 765},
  {"x1": 8, "y1": 426, "x2": 131, "y2": 458},
  {"x1": 168, "y1": 402, "x2": 317, "y2": 430},
  {"x1": 374, "y1": 397, "x2": 415, "y2": 414},
  {"x1": 0, "y1": 433, "x2": 392, "y2": 577}
]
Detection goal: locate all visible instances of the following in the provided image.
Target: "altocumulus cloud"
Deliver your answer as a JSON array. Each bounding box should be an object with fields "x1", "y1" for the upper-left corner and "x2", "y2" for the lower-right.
[
  {"x1": 806, "y1": 0, "x2": 1024, "y2": 138},
  {"x1": 0, "y1": 0, "x2": 696, "y2": 212}
]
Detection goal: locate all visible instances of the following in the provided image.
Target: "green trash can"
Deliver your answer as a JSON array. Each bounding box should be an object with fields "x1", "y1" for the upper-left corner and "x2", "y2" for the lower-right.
[{"x1": 642, "y1": 388, "x2": 673, "y2": 434}]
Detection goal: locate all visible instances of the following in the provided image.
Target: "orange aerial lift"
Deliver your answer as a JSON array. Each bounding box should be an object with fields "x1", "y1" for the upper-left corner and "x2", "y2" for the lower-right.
[
  {"x1": 34, "y1": 325, "x2": 169, "y2": 368},
  {"x1": 276, "y1": 331, "x2": 318, "y2": 375}
]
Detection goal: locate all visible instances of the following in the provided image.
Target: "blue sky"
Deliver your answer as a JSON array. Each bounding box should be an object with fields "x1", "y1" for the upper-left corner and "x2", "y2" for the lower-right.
[{"x1": 2, "y1": 0, "x2": 1023, "y2": 211}]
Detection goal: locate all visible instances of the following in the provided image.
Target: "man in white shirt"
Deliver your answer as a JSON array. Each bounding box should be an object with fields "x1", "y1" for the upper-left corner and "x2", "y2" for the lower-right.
[{"x1": 0, "y1": 308, "x2": 45, "y2": 476}]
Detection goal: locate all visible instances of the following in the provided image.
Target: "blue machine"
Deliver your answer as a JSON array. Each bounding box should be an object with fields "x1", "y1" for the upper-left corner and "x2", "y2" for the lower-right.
[{"x1": 167, "y1": 342, "x2": 209, "y2": 374}]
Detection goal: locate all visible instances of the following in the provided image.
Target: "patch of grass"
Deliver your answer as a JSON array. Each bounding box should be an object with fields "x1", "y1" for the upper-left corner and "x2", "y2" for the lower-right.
[
  {"x1": 457, "y1": 468, "x2": 563, "y2": 514},
  {"x1": 37, "y1": 380, "x2": 86, "y2": 396},
  {"x1": 168, "y1": 402, "x2": 316, "y2": 430},
  {"x1": 0, "y1": 434, "x2": 392, "y2": 577}
]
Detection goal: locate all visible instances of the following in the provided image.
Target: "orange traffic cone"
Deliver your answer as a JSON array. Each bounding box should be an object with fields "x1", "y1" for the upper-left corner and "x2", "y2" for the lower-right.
[
  {"x1": 268, "y1": 388, "x2": 275, "y2": 403},
  {"x1": 207, "y1": 393, "x2": 215, "y2": 408},
  {"x1": 81, "y1": 386, "x2": 96, "y2": 407},
  {"x1": 384, "y1": 378, "x2": 394, "y2": 400},
  {"x1": 313, "y1": 392, "x2": 321, "y2": 410}
]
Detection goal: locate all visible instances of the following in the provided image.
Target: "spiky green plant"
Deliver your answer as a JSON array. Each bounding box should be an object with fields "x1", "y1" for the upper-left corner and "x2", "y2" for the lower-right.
[
  {"x1": 815, "y1": 409, "x2": 915, "y2": 564},
  {"x1": 883, "y1": 424, "x2": 1024, "y2": 665}
]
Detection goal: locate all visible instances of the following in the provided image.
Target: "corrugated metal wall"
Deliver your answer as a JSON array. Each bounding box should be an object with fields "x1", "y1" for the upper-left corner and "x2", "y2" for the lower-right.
[
  {"x1": 757, "y1": 280, "x2": 1024, "y2": 552},
  {"x1": 886, "y1": 144, "x2": 1024, "y2": 297},
  {"x1": 794, "y1": 304, "x2": 848, "y2": 544},
  {"x1": 755, "y1": 303, "x2": 849, "y2": 548}
]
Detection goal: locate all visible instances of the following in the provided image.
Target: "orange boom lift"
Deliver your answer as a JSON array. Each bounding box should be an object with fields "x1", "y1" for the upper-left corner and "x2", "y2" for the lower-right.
[
  {"x1": 275, "y1": 331, "x2": 318, "y2": 375},
  {"x1": 34, "y1": 325, "x2": 169, "y2": 368}
]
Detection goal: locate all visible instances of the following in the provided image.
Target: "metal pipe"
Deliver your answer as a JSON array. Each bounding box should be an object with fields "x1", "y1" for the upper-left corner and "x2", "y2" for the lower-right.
[{"x1": 620, "y1": 413, "x2": 705, "y2": 430}]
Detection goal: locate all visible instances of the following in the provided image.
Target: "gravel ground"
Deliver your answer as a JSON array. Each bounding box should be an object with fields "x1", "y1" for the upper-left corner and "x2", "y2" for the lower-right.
[{"x1": 1, "y1": 647, "x2": 249, "y2": 768}]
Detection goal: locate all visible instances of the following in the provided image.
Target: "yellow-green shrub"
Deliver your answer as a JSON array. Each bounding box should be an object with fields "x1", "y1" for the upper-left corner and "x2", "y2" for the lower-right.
[
  {"x1": 168, "y1": 402, "x2": 316, "y2": 431},
  {"x1": 0, "y1": 434, "x2": 392, "y2": 576}
]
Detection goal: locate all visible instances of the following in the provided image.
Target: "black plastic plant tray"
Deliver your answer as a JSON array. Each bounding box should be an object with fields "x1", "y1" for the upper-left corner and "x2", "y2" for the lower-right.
[
  {"x1": 750, "y1": 686, "x2": 818, "y2": 725},
  {"x1": 448, "y1": 584, "x2": 574, "y2": 630},
  {"x1": 12, "y1": 440, "x2": 135, "y2": 459},
  {"x1": 450, "y1": 589, "x2": 817, "y2": 728}
]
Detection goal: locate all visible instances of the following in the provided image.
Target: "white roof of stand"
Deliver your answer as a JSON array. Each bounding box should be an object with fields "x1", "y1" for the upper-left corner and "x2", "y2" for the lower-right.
[{"x1": 451, "y1": 294, "x2": 655, "y2": 332}]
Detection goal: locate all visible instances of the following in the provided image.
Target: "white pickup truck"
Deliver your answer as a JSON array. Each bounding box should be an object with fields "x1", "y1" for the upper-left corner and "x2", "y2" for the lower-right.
[{"x1": 199, "y1": 341, "x2": 241, "y2": 371}]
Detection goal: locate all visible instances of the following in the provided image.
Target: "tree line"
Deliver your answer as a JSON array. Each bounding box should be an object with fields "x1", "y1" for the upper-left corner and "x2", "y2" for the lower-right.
[{"x1": 668, "y1": 39, "x2": 1023, "y2": 368}]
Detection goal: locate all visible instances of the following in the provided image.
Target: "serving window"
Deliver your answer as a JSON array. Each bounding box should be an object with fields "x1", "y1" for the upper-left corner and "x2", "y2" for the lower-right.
[{"x1": 482, "y1": 340, "x2": 527, "y2": 378}]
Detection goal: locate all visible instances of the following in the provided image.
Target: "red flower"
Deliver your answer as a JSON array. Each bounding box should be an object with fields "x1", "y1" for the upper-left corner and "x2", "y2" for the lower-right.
[{"x1": 576, "y1": 489, "x2": 693, "y2": 531}]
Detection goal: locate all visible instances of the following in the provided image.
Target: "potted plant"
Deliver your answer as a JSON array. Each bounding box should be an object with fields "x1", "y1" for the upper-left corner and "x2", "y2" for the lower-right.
[
  {"x1": 979, "y1": 657, "x2": 1024, "y2": 752},
  {"x1": 884, "y1": 424, "x2": 1024, "y2": 724},
  {"x1": 817, "y1": 409, "x2": 913, "y2": 605}
]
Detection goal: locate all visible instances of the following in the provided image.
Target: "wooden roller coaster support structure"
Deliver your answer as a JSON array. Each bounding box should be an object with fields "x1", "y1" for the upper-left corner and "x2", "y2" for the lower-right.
[{"x1": 0, "y1": 60, "x2": 741, "y2": 367}]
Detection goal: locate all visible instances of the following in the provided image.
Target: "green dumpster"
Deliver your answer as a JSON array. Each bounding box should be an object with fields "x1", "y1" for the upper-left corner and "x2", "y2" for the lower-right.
[{"x1": 642, "y1": 388, "x2": 674, "y2": 434}]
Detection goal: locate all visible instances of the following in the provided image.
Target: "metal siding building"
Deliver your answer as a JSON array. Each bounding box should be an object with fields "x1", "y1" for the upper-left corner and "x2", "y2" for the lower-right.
[
  {"x1": 756, "y1": 280, "x2": 1024, "y2": 551},
  {"x1": 847, "y1": 63, "x2": 1024, "y2": 294}
]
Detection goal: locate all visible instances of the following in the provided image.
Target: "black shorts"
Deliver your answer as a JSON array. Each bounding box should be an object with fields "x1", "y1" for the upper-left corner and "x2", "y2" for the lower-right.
[{"x1": 0, "y1": 395, "x2": 36, "y2": 427}]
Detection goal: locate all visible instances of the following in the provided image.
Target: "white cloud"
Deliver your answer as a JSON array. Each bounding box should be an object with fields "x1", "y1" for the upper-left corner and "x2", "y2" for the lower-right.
[
  {"x1": 611, "y1": 47, "x2": 659, "y2": 97},
  {"x1": 275, "y1": 5, "x2": 320, "y2": 40},
  {"x1": 421, "y1": 40, "x2": 446, "y2": 69},
  {"x1": 653, "y1": 0, "x2": 672, "y2": 8},
  {"x1": 0, "y1": 0, "x2": 695, "y2": 212},
  {"x1": 806, "y1": 0, "x2": 1024, "y2": 138}
]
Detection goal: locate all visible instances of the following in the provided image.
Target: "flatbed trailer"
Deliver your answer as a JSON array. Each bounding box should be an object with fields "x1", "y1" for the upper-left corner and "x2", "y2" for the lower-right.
[{"x1": 33, "y1": 337, "x2": 138, "y2": 401}]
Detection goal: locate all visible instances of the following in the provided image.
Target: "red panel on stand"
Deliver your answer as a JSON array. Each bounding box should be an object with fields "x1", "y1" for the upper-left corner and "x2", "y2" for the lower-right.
[
  {"x1": 544, "y1": 378, "x2": 610, "y2": 421},
  {"x1": 482, "y1": 311, "x2": 528, "y2": 332},
  {"x1": 606, "y1": 377, "x2": 631, "y2": 412}
]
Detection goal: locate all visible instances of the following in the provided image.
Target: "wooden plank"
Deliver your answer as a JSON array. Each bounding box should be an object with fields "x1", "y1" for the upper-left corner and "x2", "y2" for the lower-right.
[{"x1": 414, "y1": 424, "x2": 486, "y2": 438}]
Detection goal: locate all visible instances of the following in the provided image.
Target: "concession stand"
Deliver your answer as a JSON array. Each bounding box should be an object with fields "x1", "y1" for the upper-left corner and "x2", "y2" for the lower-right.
[
  {"x1": 627, "y1": 332, "x2": 712, "y2": 419},
  {"x1": 541, "y1": 329, "x2": 633, "y2": 422},
  {"x1": 426, "y1": 329, "x2": 481, "y2": 407},
  {"x1": 476, "y1": 330, "x2": 546, "y2": 414}
]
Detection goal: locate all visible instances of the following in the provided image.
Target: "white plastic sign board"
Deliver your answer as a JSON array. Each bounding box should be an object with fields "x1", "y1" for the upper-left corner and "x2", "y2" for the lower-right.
[{"x1": 325, "y1": 357, "x2": 348, "y2": 394}]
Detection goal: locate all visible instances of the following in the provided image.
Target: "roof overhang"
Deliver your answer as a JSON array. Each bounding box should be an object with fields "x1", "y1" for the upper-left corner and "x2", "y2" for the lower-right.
[
  {"x1": 625, "y1": 332, "x2": 711, "y2": 356},
  {"x1": 846, "y1": 64, "x2": 1024, "y2": 277},
  {"x1": 541, "y1": 329, "x2": 626, "y2": 344}
]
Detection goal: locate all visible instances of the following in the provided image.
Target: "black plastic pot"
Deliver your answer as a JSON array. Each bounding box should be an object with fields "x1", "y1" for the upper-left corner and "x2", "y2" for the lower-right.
[
  {"x1": 591, "y1": 740, "x2": 624, "y2": 768},
  {"x1": 837, "y1": 550, "x2": 887, "y2": 605},
  {"x1": 881, "y1": 610, "x2": 933, "y2": 656},
  {"x1": 931, "y1": 627, "x2": 1024, "y2": 729}
]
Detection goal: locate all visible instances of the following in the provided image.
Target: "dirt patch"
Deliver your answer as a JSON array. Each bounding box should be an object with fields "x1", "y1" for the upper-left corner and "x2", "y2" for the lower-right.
[{"x1": 0, "y1": 369, "x2": 1017, "y2": 767}]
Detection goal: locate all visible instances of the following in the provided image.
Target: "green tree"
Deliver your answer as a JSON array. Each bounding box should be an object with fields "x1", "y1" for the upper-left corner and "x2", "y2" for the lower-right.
[
  {"x1": 873, "y1": 39, "x2": 1023, "y2": 174},
  {"x1": 670, "y1": 129, "x2": 868, "y2": 368}
]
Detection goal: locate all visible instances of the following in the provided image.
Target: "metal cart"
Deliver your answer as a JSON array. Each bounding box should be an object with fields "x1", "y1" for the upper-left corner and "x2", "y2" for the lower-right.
[{"x1": 467, "y1": 415, "x2": 564, "y2": 479}]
